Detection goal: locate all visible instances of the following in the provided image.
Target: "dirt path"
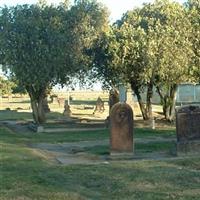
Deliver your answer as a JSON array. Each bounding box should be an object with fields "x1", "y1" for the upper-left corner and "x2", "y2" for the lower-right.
[
  {"x1": 30, "y1": 136, "x2": 176, "y2": 165},
  {"x1": 1, "y1": 119, "x2": 177, "y2": 165}
]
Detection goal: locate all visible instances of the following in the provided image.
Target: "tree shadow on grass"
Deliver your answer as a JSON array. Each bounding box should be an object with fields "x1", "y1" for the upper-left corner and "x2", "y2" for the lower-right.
[
  {"x1": 0, "y1": 110, "x2": 68, "y2": 122},
  {"x1": 0, "y1": 110, "x2": 32, "y2": 121}
]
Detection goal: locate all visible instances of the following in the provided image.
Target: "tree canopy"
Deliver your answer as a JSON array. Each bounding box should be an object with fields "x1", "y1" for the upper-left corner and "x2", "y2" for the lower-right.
[
  {"x1": 0, "y1": 0, "x2": 199, "y2": 123},
  {"x1": 0, "y1": 0, "x2": 109, "y2": 124},
  {"x1": 91, "y1": 0, "x2": 195, "y2": 120}
]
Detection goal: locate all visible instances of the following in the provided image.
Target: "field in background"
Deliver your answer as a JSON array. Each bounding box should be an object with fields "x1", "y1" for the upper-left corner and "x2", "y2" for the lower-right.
[{"x1": 0, "y1": 91, "x2": 165, "y2": 122}]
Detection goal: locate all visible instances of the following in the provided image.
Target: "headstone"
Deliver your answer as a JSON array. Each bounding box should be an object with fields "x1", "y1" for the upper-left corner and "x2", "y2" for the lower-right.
[
  {"x1": 176, "y1": 105, "x2": 200, "y2": 155},
  {"x1": 63, "y1": 100, "x2": 71, "y2": 118},
  {"x1": 93, "y1": 97, "x2": 105, "y2": 114},
  {"x1": 37, "y1": 126, "x2": 44, "y2": 133},
  {"x1": 110, "y1": 102, "x2": 134, "y2": 156}
]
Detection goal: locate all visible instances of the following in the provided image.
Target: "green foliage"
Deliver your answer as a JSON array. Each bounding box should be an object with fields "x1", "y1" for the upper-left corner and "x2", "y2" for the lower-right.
[
  {"x1": 0, "y1": 1, "x2": 108, "y2": 123},
  {"x1": 186, "y1": 0, "x2": 200, "y2": 83},
  {"x1": 0, "y1": 4, "x2": 73, "y2": 102},
  {"x1": 91, "y1": 0, "x2": 194, "y2": 120},
  {"x1": 0, "y1": 76, "x2": 15, "y2": 95},
  {"x1": 66, "y1": 0, "x2": 109, "y2": 83}
]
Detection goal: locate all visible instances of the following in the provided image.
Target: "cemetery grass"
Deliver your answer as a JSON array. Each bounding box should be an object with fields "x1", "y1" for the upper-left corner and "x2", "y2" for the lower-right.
[{"x1": 1, "y1": 126, "x2": 200, "y2": 200}]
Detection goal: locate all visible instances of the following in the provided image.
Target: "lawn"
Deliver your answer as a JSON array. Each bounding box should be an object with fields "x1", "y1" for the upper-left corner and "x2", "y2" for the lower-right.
[{"x1": 0, "y1": 125, "x2": 200, "y2": 200}]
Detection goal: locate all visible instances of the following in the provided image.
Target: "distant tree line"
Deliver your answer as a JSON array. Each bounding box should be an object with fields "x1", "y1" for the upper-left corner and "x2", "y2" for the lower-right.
[{"x1": 0, "y1": 0, "x2": 199, "y2": 123}]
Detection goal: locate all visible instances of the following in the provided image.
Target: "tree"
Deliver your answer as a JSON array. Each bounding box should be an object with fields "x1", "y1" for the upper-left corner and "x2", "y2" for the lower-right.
[
  {"x1": 91, "y1": 0, "x2": 193, "y2": 121},
  {"x1": 150, "y1": 0, "x2": 193, "y2": 120},
  {"x1": 91, "y1": 13, "x2": 151, "y2": 120},
  {"x1": 0, "y1": 4, "x2": 70, "y2": 123},
  {"x1": 0, "y1": 1, "x2": 108, "y2": 124},
  {"x1": 186, "y1": 0, "x2": 200, "y2": 83},
  {"x1": 0, "y1": 76, "x2": 14, "y2": 96}
]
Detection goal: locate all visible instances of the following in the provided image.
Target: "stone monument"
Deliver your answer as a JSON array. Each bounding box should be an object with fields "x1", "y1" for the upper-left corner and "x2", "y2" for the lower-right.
[
  {"x1": 93, "y1": 97, "x2": 105, "y2": 114},
  {"x1": 176, "y1": 105, "x2": 200, "y2": 155},
  {"x1": 110, "y1": 102, "x2": 134, "y2": 156},
  {"x1": 63, "y1": 101, "x2": 71, "y2": 119}
]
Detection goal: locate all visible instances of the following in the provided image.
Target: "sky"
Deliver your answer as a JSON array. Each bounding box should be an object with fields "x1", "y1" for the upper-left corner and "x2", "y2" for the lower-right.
[{"x1": 0, "y1": 0, "x2": 186, "y2": 21}]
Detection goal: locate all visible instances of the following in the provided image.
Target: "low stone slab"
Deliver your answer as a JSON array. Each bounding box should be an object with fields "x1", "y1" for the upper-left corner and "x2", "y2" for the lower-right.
[
  {"x1": 28, "y1": 123, "x2": 106, "y2": 133},
  {"x1": 28, "y1": 123, "x2": 44, "y2": 133},
  {"x1": 43, "y1": 127, "x2": 106, "y2": 133}
]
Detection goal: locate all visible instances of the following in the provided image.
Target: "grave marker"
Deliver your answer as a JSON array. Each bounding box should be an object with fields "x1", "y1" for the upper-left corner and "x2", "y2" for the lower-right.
[
  {"x1": 110, "y1": 103, "x2": 134, "y2": 156},
  {"x1": 93, "y1": 97, "x2": 105, "y2": 114},
  {"x1": 176, "y1": 105, "x2": 200, "y2": 155}
]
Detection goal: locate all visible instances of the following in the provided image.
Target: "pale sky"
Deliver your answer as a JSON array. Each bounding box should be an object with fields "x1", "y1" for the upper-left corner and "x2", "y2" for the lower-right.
[{"x1": 0, "y1": 0, "x2": 186, "y2": 21}]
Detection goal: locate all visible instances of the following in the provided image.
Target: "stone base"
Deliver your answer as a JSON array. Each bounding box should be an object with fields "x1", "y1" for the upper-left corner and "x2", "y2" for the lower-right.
[
  {"x1": 176, "y1": 140, "x2": 200, "y2": 156},
  {"x1": 28, "y1": 123, "x2": 44, "y2": 133}
]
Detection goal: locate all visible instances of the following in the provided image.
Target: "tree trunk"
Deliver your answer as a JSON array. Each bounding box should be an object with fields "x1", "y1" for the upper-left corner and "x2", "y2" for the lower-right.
[
  {"x1": 30, "y1": 98, "x2": 39, "y2": 123},
  {"x1": 156, "y1": 85, "x2": 177, "y2": 121},
  {"x1": 37, "y1": 95, "x2": 46, "y2": 124},
  {"x1": 164, "y1": 103, "x2": 170, "y2": 120},
  {"x1": 134, "y1": 87, "x2": 148, "y2": 120},
  {"x1": 168, "y1": 84, "x2": 178, "y2": 121},
  {"x1": 146, "y1": 82, "x2": 154, "y2": 119},
  {"x1": 27, "y1": 85, "x2": 46, "y2": 124},
  {"x1": 156, "y1": 86, "x2": 166, "y2": 118}
]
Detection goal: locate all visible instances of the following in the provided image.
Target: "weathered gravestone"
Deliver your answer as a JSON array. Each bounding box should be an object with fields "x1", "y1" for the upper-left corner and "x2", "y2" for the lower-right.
[
  {"x1": 176, "y1": 105, "x2": 200, "y2": 155},
  {"x1": 63, "y1": 100, "x2": 71, "y2": 118},
  {"x1": 110, "y1": 102, "x2": 134, "y2": 156},
  {"x1": 93, "y1": 97, "x2": 105, "y2": 114}
]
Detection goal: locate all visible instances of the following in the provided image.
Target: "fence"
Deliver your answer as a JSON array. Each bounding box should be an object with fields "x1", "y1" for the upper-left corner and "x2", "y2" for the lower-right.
[{"x1": 176, "y1": 84, "x2": 200, "y2": 104}]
